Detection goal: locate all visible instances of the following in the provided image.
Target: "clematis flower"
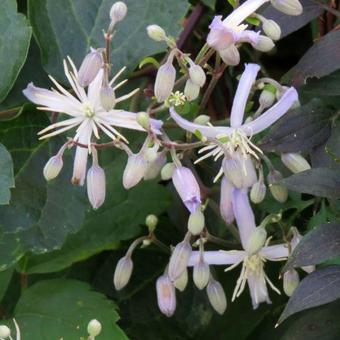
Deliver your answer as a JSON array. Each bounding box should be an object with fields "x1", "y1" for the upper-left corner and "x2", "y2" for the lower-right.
[
  {"x1": 23, "y1": 57, "x2": 163, "y2": 185},
  {"x1": 188, "y1": 189, "x2": 289, "y2": 309}
]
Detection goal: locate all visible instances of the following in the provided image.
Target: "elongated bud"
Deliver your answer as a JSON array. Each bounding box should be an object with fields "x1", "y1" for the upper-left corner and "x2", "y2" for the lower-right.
[
  {"x1": 43, "y1": 155, "x2": 63, "y2": 181},
  {"x1": 72, "y1": 146, "x2": 88, "y2": 186},
  {"x1": 262, "y1": 19, "x2": 281, "y2": 41},
  {"x1": 172, "y1": 166, "x2": 201, "y2": 213},
  {"x1": 188, "y1": 209, "x2": 205, "y2": 235},
  {"x1": 220, "y1": 177, "x2": 235, "y2": 224},
  {"x1": 241, "y1": 154, "x2": 258, "y2": 188},
  {"x1": 147, "y1": 24, "x2": 167, "y2": 41},
  {"x1": 189, "y1": 64, "x2": 206, "y2": 87},
  {"x1": 194, "y1": 115, "x2": 210, "y2": 125},
  {"x1": 123, "y1": 153, "x2": 148, "y2": 189},
  {"x1": 87, "y1": 157, "x2": 106, "y2": 209},
  {"x1": 267, "y1": 170, "x2": 288, "y2": 203},
  {"x1": 154, "y1": 59, "x2": 176, "y2": 103},
  {"x1": 281, "y1": 153, "x2": 311, "y2": 173},
  {"x1": 110, "y1": 1, "x2": 127, "y2": 23},
  {"x1": 245, "y1": 227, "x2": 267, "y2": 255},
  {"x1": 146, "y1": 214, "x2": 158, "y2": 232},
  {"x1": 78, "y1": 50, "x2": 103, "y2": 87},
  {"x1": 161, "y1": 162, "x2": 175, "y2": 180},
  {"x1": 114, "y1": 256, "x2": 133, "y2": 290},
  {"x1": 219, "y1": 45, "x2": 240, "y2": 66},
  {"x1": 259, "y1": 84, "x2": 276, "y2": 109},
  {"x1": 168, "y1": 235, "x2": 192, "y2": 281},
  {"x1": 144, "y1": 152, "x2": 167, "y2": 180},
  {"x1": 271, "y1": 0, "x2": 303, "y2": 16},
  {"x1": 0, "y1": 325, "x2": 11, "y2": 338},
  {"x1": 174, "y1": 267, "x2": 188, "y2": 292},
  {"x1": 156, "y1": 275, "x2": 176, "y2": 317},
  {"x1": 184, "y1": 79, "x2": 200, "y2": 102},
  {"x1": 193, "y1": 261, "x2": 210, "y2": 290},
  {"x1": 250, "y1": 181, "x2": 266, "y2": 204},
  {"x1": 252, "y1": 36, "x2": 275, "y2": 52},
  {"x1": 207, "y1": 279, "x2": 227, "y2": 315},
  {"x1": 100, "y1": 85, "x2": 116, "y2": 111},
  {"x1": 87, "y1": 319, "x2": 102, "y2": 337},
  {"x1": 136, "y1": 112, "x2": 150, "y2": 130},
  {"x1": 283, "y1": 269, "x2": 300, "y2": 296}
]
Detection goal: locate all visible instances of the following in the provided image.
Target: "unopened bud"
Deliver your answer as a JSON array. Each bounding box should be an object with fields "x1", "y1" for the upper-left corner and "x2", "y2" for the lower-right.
[
  {"x1": 250, "y1": 181, "x2": 266, "y2": 204},
  {"x1": 161, "y1": 162, "x2": 175, "y2": 180},
  {"x1": 87, "y1": 164, "x2": 106, "y2": 210},
  {"x1": 220, "y1": 176, "x2": 235, "y2": 224},
  {"x1": 156, "y1": 275, "x2": 176, "y2": 317},
  {"x1": 43, "y1": 155, "x2": 63, "y2": 181},
  {"x1": 136, "y1": 112, "x2": 150, "y2": 130},
  {"x1": 87, "y1": 319, "x2": 102, "y2": 337},
  {"x1": 154, "y1": 60, "x2": 176, "y2": 103},
  {"x1": 146, "y1": 214, "x2": 158, "y2": 232},
  {"x1": 283, "y1": 269, "x2": 300, "y2": 296},
  {"x1": 113, "y1": 256, "x2": 133, "y2": 290},
  {"x1": 194, "y1": 115, "x2": 210, "y2": 125},
  {"x1": 262, "y1": 19, "x2": 281, "y2": 41},
  {"x1": 78, "y1": 50, "x2": 103, "y2": 87},
  {"x1": 168, "y1": 237, "x2": 192, "y2": 281},
  {"x1": 123, "y1": 153, "x2": 148, "y2": 189},
  {"x1": 174, "y1": 267, "x2": 188, "y2": 291},
  {"x1": 189, "y1": 65, "x2": 206, "y2": 87},
  {"x1": 0, "y1": 325, "x2": 11, "y2": 338},
  {"x1": 259, "y1": 84, "x2": 276, "y2": 109},
  {"x1": 281, "y1": 153, "x2": 311, "y2": 173},
  {"x1": 207, "y1": 279, "x2": 227, "y2": 315},
  {"x1": 184, "y1": 79, "x2": 200, "y2": 101},
  {"x1": 246, "y1": 227, "x2": 267, "y2": 255},
  {"x1": 144, "y1": 152, "x2": 167, "y2": 180},
  {"x1": 252, "y1": 36, "x2": 275, "y2": 52},
  {"x1": 147, "y1": 24, "x2": 167, "y2": 42},
  {"x1": 271, "y1": 0, "x2": 303, "y2": 16},
  {"x1": 219, "y1": 45, "x2": 240, "y2": 66},
  {"x1": 188, "y1": 209, "x2": 205, "y2": 235},
  {"x1": 100, "y1": 85, "x2": 116, "y2": 111},
  {"x1": 110, "y1": 1, "x2": 127, "y2": 23},
  {"x1": 267, "y1": 170, "x2": 288, "y2": 203},
  {"x1": 193, "y1": 261, "x2": 210, "y2": 290},
  {"x1": 172, "y1": 166, "x2": 201, "y2": 213}
]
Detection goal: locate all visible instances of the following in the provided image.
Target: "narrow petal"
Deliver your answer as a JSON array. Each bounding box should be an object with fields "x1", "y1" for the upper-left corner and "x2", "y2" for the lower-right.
[
  {"x1": 169, "y1": 107, "x2": 232, "y2": 139},
  {"x1": 247, "y1": 272, "x2": 271, "y2": 309},
  {"x1": 230, "y1": 63, "x2": 261, "y2": 128},
  {"x1": 261, "y1": 244, "x2": 289, "y2": 261},
  {"x1": 188, "y1": 250, "x2": 246, "y2": 266},
  {"x1": 87, "y1": 69, "x2": 104, "y2": 109},
  {"x1": 242, "y1": 87, "x2": 298, "y2": 135},
  {"x1": 232, "y1": 188, "x2": 256, "y2": 249},
  {"x1": 237, "y1": 30, "x2": 260, "y2": 44},
  {"x1": 220, "y1": 176, "x2": 235, "y2": 224}
]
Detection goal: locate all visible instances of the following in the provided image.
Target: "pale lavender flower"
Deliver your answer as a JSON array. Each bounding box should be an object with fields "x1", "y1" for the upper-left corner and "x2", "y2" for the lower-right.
[
  {"x1": 156, "y1": 275, "x2": 176, "y2": 317},
  {"x1": 220, "y1": 176, "x2": 235, "y2": 224}
]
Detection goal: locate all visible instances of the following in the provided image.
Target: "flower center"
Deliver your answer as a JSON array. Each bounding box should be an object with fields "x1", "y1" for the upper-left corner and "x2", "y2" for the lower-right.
[{"x1": 83, "y1": 102, "x2": 95, "y2": 118}]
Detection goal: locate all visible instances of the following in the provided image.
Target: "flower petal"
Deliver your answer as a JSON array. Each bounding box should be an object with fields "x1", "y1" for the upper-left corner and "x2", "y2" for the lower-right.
[
  {"x1": 247, "y1": 271, "x2": 271, "y2": 309},
  {"x1": 188, "y1": 250, "x2": 246, "y2": 266},
  {"x1": 87, "y1": 69, "x2": 104, "y2": 109},
  {"x1": 261, "y1": 244, "x2": 289, "y2": 261}
]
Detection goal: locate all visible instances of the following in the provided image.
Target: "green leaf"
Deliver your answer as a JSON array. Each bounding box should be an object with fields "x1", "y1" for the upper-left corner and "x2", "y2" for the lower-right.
[
  {"x1": 13, "y1": 279, "x2": 127, "y2": 339},
  {"x1": 0, "y1": 144, "x2": 14, "y2": 204},
  {"x1": 0, "y1": 0, "x2": 32, "y2": 102},
  {"x1": 28, "y1": 0, "x2": 189, "y2": 81},
  {"x1": 0, "y1": 267, "x2": 14, "y2": 302},
  {"x1": 278, "y1": 266, "x2": 340, "y2": 325},
  {"x1": 201, "y1": 0, "x2": 216, "y2": 9}
]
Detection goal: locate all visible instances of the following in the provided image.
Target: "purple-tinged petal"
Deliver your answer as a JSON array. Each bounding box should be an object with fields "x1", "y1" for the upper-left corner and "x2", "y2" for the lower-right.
[
  {"x1": 247, "y1": 272, "x2": 271, "y2": 309},
  {"x1": 242, "y1": 87, "x2": 298, "y2": 135},
  {"x1": 207, "y1": 16, "x2": 238, "y2": 50},
  {"x1": 220, "y1": 176, "x2": 235, "y2": 224},
  {"x1": 261, "y1": 244, "x2": 289, "y2": 261},
  {"x1": 188, "y1": 250, "x2": 246, "y2": 266},
  {"x1": 237, "y1": 30, "x2": 260, "y2": 45}
]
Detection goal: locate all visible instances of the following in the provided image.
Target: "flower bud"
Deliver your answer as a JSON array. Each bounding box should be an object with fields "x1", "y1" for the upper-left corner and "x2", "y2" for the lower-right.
[
  {"x1": 43, "y1": 155, "x2": 63, "y2": 181},
  {"x1": 223, "y1": 157, "x2": 243, "y2": 189},
  {"x1": 193, "y1": 261, "x2": 210, "y2": 290},
  {"x1": 250, "y1": 181, "x2": 266, "y2": 204},
  {"x1": 87, "y1": 164, "x2": 106, "y2": 210},
  {"x1": 194, "y1": 115, "x2": 210, "y2": 125},
  {"x1": 262, "y1": 19, "x2": 281, "y2": 41},
  {"x1": 188, "y1": 210, "x2": 205, "y2": 235},
  {"x1": 283, "y1": 269, "x2": 300, "y2": 296},
  {"x1": 0, "y1": 325, "x2": 11, "y2": 338},
  {"x1": 144, "y1": 152, "x2": 167, "y2": 180},
  {"x1": 123, "y1": 153, "x2": 148, "y2": 189},
  {"x1": 156, "y1": 275, "x2": 176, "y2": 317},
  {"x1": 172, "y1": 166, "x2": 201, "y2": 213},
  {"x1": 267, "y1": 170, "x2": 288, "y2": 203},
  {"x1": 220, "y1": 177, "x2": 235, "y2": 224},
  {"x1": 147, "y1": 24, "x2": 167, "y2": 41},
  {"x1": 271, "y1": 0, "x2": 303, "y2": 16},
  {"x1": 113, "y1": 256, "x2": 133, "y2": 290},
  {"x1": 219, "y1": 45, "x2": 240, "y2": 66},
  {"x1": 144, "y1": 147, "x2": 158, "y2": 163},
  {"x1": 252, "y1": 36, "x2": 275, "y2": 52},
  {"x1": 184, "y1": 79, "x2": 200, "y2": 102},
  {"x1": 87, "y1": 319, "x2": 102, "y2": 337},
  {"x1": 245, "y1": 227, "x2": 267, "y2": 255},
  {"x1": 78, "y1": 50, "x2": 103, "y2": 87},
  {"x1": 161, "y1": 162, "x2": 175, "y2": 180},
  {"x1": 189, "y1": 64, "x2": 206, "y2": 87},
  {"x1": 145, "y1": 214, "x2": 158, "y2": 232},
  {"x1": 259, "y1": 84, "x2": 276, "y2": 109},
  {"x1": 168, "y1": 237, "x2": 192, "y2": 281},
  {"x1": 154, "y1": 60, "x2": 176, "y2": 103},
  {"x1": 110, "y1": 1, "x2": 127, "y2": 23},
  {"x1": 174, "y1": 267, "x2": 188, "y2": 292},
  {"x1": 100, "y1": 85, "x2": 116, "y2": 111},
  {"x1": 136, "y1": 112, "x2": 150, "y2": 130},
  {"x1": 281, "y1": 153, "x2": 311, "y2": 174},
  {"x1": 206, "y1": 279, "x2": 227, "y2": 315}
]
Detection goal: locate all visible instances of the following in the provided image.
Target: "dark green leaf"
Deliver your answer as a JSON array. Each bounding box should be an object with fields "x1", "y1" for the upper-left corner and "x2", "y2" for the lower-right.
[
  {"x1": 201, "y1": 0, "x2": 216, "y2": 10},
  {"x1": 278, "y1": 266, "x2": 340, "y2": 324},
  {"x1": 0, "y1": 267, "x2": 14, "y2": 302},
  {"x1": 0, "y1": 143, "x2": 14, "y2": 204}
]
